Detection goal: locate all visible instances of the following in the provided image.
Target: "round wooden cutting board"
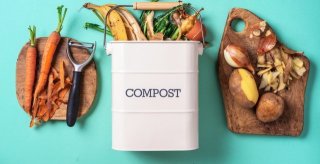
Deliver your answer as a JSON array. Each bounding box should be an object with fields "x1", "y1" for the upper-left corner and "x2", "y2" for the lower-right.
[{"x1": 16, "y1": 37, "x2": 97, "y2": 120}]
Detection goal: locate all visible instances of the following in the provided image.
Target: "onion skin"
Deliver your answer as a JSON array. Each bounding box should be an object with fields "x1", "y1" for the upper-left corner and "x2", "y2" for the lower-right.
[
  {"x1": 185, "y1": 20, "x2": 206, "y2": 41},
  {"x1": 224, "y1": 44, "x2": 255, "y2": 73},
  {"x1": 257, "y1": 33, "x2": 277, "y2": 54}
]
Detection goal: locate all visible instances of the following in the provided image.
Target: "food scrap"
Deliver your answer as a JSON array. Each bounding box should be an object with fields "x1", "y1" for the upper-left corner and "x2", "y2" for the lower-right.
[
  {"x1": 27, "y1": 6, "x2": 69, "y2": 127},
  {"x1": 228, "y1": 68, "x2": 259, "y2": 108},
  {"x1": 83, "y1": 1, "x2": 207, "y2": 43},
  {"x1": 224, "y1": 44, "x2": 255, "y2": 74},
  {"x1": 30, "y1": 61, "x2": 72, "y2": 127},
  {"x1": 257, "y1": 46, "x2": 306, "y2": 93},
  {"x1": 252, "y1": 21, "x2": 306, "y2": 93},
  {"x1": 256, "y1": 92, "x2": 284, "y2": 123},
  {"x1": 224, "y1": 19, "x2": 308, "y2": 123}
]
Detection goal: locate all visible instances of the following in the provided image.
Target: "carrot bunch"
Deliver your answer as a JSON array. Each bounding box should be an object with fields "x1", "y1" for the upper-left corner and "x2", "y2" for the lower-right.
[{"x1": 27, "y1": 5, "x2": 68, "y2": 127}]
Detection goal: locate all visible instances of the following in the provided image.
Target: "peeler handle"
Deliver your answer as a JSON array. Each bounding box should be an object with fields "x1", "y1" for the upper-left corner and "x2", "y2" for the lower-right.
[
  {"x1": 133, "y1": 2, "x2": 182, "y2": 10},
  {"x1": 67, "y1": 71, "x2": 82, "y2": 127}
]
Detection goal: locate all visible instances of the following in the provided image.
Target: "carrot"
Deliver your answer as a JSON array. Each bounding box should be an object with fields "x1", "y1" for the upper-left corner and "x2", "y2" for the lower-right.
[
  {"x1": 30, "y1": 5, "x2": 67, "y2": 125},
  {"x1": 23, "y1": 26, "x2": 37, "y2": 114},
  {"x1": 33, "y1": 5, "x2": 67, "y2": 99}
]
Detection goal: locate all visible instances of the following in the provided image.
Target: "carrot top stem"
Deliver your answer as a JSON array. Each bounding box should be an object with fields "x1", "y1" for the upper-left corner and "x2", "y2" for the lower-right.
[
  {"x1": 55, "y1": 5, "x2": 68, "y2": 33},
  {"x1": 28, "y1": 25, "x2": 36, "y2": 47}
]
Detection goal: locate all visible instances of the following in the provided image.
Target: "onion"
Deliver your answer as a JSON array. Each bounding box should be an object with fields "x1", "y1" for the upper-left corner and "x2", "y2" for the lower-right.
[
  {"x1": 224, "y1": 44, "x2": 255, "y2": 74},
  {"x1": 257, "y1": 32, "x2": 277, "y2": 54},
  {"x1": 185, "y1": 20, "x2": 206, "y2": 41}
]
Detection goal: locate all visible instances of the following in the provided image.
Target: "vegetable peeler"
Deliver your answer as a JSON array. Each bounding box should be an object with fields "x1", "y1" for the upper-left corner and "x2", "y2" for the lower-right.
[{"x1": 66, "y1": 39, "x2": 96, "y2": 127}]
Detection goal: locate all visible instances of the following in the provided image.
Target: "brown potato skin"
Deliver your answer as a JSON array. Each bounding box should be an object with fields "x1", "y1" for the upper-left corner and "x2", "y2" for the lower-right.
[
  {"x1": 256, "y1": 92, "x2": 284, "y2": 123},
  {"x1": 229, "y1": 69, "x2": 255, "y2": 108}
]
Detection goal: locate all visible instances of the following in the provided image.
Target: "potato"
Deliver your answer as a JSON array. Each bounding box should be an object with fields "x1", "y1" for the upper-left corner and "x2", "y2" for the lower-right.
[
  {"x1": 256, "y1": 92, "x2": 284, "y2": 123},
  {"x1": 229, "y1": 69, "x2": 259, "y2": 108}
]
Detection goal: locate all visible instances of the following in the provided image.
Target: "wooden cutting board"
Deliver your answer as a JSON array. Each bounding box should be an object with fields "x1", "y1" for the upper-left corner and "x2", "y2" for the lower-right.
[
  {"x1": 218, "y1": 8, "x2": 310, "y2": 136},
  {"x1": 16, "y1": 37, "x2": 97, "y2": 120}
]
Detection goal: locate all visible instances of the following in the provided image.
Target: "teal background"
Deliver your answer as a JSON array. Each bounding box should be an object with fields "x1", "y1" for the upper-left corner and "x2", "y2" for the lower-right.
[{"x1": 1, "y1": 0, "x2": 319, "y2": 163}]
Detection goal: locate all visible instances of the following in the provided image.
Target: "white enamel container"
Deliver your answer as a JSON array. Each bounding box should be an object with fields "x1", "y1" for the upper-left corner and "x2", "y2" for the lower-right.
[{"x1": 106, "y1": 41, "x2": 203, "y2": 151}]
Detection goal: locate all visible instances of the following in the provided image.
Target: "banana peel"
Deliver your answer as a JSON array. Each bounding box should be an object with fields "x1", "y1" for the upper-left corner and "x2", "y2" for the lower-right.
[
  {"x1": 83, "y1": 3, "x2": 128, "y2": 41},
  {"x1": 106, "y1": 4, "x2": 147, "y2": 41},
  {"x1": 116, "y1": 9, "x2": 137, "y2": 40}
]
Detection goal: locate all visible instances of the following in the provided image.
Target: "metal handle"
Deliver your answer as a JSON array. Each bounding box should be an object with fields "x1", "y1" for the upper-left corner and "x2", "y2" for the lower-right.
[
  {"x1": 103, "y1": 5, "x2": 133, "y2": 51},
  {"x1": 67, "y1": 39, "x2": 96, "y2": 71},
  {"x1": 67, "y1": 71, "x2": 82, "y2": 127},
  {"x1": 68, "y1": 41, "x2": 95, "y2": 49}
]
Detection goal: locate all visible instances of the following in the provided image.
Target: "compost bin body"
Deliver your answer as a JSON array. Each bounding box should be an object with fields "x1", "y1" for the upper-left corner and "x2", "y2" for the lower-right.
[{"x1": 107, "y1": 41, "x2": 202, "y2": 151}]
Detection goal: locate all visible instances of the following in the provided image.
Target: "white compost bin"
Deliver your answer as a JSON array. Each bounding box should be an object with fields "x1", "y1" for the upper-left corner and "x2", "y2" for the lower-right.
[{"x1": 106, "y1": 41, "x2": 203, "y2": 151}]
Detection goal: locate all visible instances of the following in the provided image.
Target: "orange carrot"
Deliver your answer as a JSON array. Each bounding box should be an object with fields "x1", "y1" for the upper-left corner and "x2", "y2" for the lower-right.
[
  {"x1": 33, "y1": 6, "x2": 67, "y2": 99},
  {"x1": 23, "y1": 26, "x2": 37, "y2": 114},
  {"x1": 30, "y1": 5, "x2": 67, "y2": 125}
]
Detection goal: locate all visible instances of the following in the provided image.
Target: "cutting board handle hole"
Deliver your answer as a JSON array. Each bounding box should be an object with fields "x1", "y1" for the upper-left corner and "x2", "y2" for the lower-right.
[{"x1": 230, "y1": 18, "x2": 246, "y2": 32}]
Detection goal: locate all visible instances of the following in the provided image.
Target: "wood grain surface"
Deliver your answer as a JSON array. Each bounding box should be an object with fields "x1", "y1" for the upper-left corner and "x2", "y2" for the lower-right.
[
  {"x1": 218, "y1": 8, "x2": 310, "y2": 136},
  {"x1": 16, "y1": 37, "x2": 97, "y2": 120}
]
